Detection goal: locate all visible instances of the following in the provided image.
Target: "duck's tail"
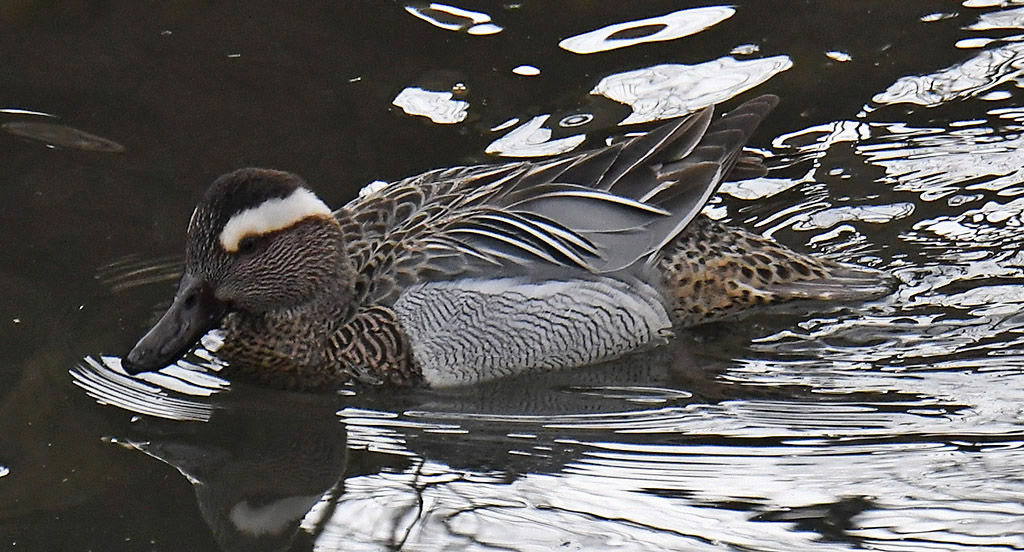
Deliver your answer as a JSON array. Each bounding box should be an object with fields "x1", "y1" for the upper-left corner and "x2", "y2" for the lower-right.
[
  {"x1": 605, "y1": 94, "x2": 782, "y2": 257},
  {"x1": 660, "y1": 217, "x2": 895, "y2": 327}
]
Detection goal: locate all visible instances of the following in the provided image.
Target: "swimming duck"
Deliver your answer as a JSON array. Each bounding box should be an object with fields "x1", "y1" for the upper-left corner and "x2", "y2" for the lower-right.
[{"x1": 122, "y1": 95, "x2": 891, "y2": 390}]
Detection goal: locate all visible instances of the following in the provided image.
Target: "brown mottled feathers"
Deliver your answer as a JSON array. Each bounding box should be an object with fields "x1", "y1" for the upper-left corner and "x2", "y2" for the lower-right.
[
  {"x1": 661, "y1": 217, "x2": 892, "y2": 326},
  {"x1": 217, "y1": 313, "x2": 330, "y2": 390},
  {"x1": 217, "y1": 307, "x2": 420, "y2": 391},
  {"x1": 335, "y1": 95, "x2": 782, "y2": 308},
  {"x1": 326, "y1": 306, "x2": 422, "y2": 387}
]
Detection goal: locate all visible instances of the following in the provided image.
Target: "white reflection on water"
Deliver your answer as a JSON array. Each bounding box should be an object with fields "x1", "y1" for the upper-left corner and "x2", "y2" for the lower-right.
[
  {"x1": 873, "y1": 41, "x2": 1024, "y2": 106},
  {"x1": 486, "y1": 55, "x2": 791, "y2": 155},
  {"x1": 873, "y1": 3, "x2": 1024, "y2": 108},
  {"x1": 404, "y1": 3, "x2": 502, "y2": 35},
  {"x1": 859, "y1": 122, "x2": 1024, "y2": 199},
  {"x1": 392, "y1": 87, "x2": 470, "y2": 124},
  {"x1": 789, "y1": 203, "x2": 916, "y2": 231},
  {"x1": 489, "y1": 117, "x2": 519, "y2": 132},
  {"x1": 559, "y1": 6, "x2": 734, "y2": 55},
  {"x1": 307, "y1": 465, "x2": 841, "y2": 552},
  {"x1": 303, "y1": 382, "x2": 1024, "y2": 552},
  {"x1": 511, "y1": 64, "x2": 540, "y2": 77},
  {"x1": 921, "y1": 12, "x2": 958, "y2": 22},
  {"x1": 731, "y1": 43, "x2": 760, "y2": 55},
  {"x1": 718, "y1": 177, "x2": 801, "y2": 200},
  {"x1": 592, "y1": 56, "x2": 793, "y2": 125},
  {"x1": 916, "y1": 196, "x2": 1024, "y2": 246},
  {"x1": 825, "y1": 50, "x2": 852, "y2": 62},
  {"x1": 967, "y1": 5, "x2": 1024, "y2": 29},
  {"x1": 956, "y1": 36, "x2": 999, "y2": 48},
  {"x1": 0, "y1": 107, "x2": 57, "y2": 117},
  {"x1": 485, "y1": 114, "x2": 586, "y2": 157},
  {"x1": 963, "y1": 0, "x2": 1011, "y2": 8},
  {"x1": 981, "y1": 89, "x2": 1014, "y2": 100}
]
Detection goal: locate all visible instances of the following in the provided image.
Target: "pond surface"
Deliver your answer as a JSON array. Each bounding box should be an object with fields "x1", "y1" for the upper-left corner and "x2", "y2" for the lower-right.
[{"x1": 5, "y1": 1, "x2": 1024, "y2": 550}]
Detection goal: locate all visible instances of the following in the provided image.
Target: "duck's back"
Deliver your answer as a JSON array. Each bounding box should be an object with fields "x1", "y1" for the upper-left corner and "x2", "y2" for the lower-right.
[
  {"x1": 326, "y1": 96, "x2": 780, "y2": 386},
  {"x1": 336, "y1": 95, "x2": 779, "y2": 303}
]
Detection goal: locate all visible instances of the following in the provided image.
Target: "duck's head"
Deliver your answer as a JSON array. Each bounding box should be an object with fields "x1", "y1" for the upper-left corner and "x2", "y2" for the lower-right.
[{"x1": 123, "y1": 168, "x2": 350, "y2": 375}]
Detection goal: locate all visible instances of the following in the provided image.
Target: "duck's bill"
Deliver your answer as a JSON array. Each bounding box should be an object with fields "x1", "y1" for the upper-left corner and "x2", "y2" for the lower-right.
[{"x1": 122, "y1": 274, "x2": 227, "y2": 375}]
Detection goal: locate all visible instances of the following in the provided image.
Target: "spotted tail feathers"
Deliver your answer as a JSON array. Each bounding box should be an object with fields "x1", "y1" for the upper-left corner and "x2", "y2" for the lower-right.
[{"x1": 661, "y1": 217, "x2": 894, "y2": 326}]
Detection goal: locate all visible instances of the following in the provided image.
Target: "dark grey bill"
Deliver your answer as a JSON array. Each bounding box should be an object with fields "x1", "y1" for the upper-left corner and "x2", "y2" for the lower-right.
[{"x1": 122, "y1": 273, "x2": 227, "y2": 375}]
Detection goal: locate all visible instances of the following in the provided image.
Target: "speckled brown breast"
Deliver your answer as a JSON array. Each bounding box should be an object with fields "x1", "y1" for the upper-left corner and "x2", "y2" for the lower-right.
[{"x1": 217, "y1": 307, "x2": 422, "y2": 391}]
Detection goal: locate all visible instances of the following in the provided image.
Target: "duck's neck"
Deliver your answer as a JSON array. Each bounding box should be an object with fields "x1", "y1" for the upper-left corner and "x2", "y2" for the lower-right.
[
  {"x1": 216, "y1": 233, "x2": 364, "y2": 390},
  {"x1": 216, "y1": 310, "x2": 341, "y2": 390}
]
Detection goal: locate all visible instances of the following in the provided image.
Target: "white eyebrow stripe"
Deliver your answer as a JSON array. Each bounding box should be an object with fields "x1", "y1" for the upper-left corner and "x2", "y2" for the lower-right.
[{"x1": 218, "y1": 188, "x2": 333, "y2": 252}]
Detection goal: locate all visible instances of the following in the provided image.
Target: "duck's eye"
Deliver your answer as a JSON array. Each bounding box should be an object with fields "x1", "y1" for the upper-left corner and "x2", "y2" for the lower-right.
[{"x1": 237, "y1": 235, "x2": 259, "y2": 255}]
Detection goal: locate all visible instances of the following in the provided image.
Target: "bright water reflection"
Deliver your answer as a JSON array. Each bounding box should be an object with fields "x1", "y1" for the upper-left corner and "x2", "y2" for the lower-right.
[
  {"x1": 392, "y1": 86, "x2": 470, "y2": 124},
  {"x1": 69, "y1": 350, "x2": 1024, "y2": 551},
  {"x1": 485, "y1": 54, "x2": 792, "y2": 156},
  {"x1": 557, "y1": 7, "x2": 735, "y2": 55},
  {"x1": 592, "y1": 56, "x2": 793, "y2": 125},
  {"x1": 404, "y1": 3, "x2": 503, "y2": 36}
]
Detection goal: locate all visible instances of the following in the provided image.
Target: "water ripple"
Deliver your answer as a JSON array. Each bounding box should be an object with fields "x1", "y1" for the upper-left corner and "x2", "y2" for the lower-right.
[
  {"x1": 96, "y1": 253, "x2": 182, "y2": 292},
  {"x1": 789, "y1": 203, "x2": 916, "y2": 231},
  {"x1": 872, "y1": 8, "x2": 1024, "y2": 109},
  {"x1": 3, "y1": 121, "x2": 125, "y2": 152},
  {"x1": 858, "y1": 122, "x2": 1024, "y2": 200},
  {"x1": 70, "y1": 349, "x2": 228, "y2": 422}
]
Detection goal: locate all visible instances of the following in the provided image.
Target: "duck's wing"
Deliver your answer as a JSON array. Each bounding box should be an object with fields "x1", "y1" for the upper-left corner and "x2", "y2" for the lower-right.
[{"x1": 337, "y1": 95, "x2": 779, "y2": 305}]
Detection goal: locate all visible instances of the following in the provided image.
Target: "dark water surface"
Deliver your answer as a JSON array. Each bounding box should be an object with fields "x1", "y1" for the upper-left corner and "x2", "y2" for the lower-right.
[{"x1": 5, "y1": 1, "x2": 1024, "y2": 550}]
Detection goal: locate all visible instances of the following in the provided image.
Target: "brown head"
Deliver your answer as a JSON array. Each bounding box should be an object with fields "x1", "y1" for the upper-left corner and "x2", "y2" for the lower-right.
[{"x1": 122, "y1": 168, "x2": 354, "y2": 375}]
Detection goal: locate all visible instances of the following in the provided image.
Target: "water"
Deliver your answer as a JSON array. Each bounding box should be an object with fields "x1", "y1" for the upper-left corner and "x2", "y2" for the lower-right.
[{"x1": 4, "y1": 1, "x2": 1024, "y2": 550}]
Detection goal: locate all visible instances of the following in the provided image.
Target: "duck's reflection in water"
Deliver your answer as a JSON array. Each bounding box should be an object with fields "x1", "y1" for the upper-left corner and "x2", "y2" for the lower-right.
[{"x1": 81, "y1": 336, "x2": 741, "y2": 551}]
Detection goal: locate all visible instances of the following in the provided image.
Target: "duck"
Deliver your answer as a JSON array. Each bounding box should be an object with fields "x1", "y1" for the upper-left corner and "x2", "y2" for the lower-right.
[{"x1": 122, "y1": 94, "x2": 892, "y2": 391}]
